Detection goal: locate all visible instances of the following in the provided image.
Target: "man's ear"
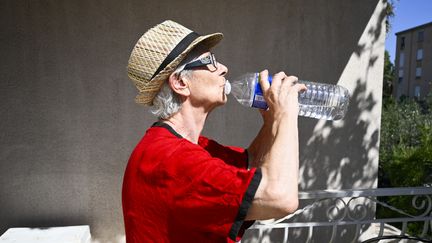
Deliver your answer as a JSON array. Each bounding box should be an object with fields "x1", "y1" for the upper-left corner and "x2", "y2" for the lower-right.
[{"x1": 168, "y1": 72, "x2": 191, "y2": 97}]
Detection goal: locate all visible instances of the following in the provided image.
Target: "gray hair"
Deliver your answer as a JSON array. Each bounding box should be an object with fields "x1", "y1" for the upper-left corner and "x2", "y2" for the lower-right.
[
  {"x1": 150, "y1": 47, "x2": 206, "y2": 119},
  {"x1": 149, "y1": 66, "x2": 191, "y2": 119}
]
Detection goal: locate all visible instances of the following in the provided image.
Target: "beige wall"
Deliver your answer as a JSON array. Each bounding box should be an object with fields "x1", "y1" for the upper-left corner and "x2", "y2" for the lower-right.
[{"x1": 0, "y1": 0, "x2": 385, "y2": 242}]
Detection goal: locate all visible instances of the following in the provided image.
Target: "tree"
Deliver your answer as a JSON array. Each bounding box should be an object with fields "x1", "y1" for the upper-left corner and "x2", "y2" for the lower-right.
[
  {"x1": 385, "y1": 0, "x2": 397, "y2": 33},
  {"x1": 383, "y1": 0, "x2": 397, "y2": 98},
  {"x1": 383, "y1": 50, "x2": 395, "y2": 98},
  {"x1": 378, "y1": 97, "x2": 432, "y2": 237}
]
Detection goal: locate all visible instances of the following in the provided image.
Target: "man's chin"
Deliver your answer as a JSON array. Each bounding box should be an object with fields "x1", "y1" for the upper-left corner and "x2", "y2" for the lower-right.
[{"x1": 220, "y1": 95, "x2": 228, "y2": 105}]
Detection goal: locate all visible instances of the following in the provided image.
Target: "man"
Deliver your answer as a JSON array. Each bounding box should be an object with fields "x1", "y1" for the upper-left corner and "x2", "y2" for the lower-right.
[{"x1": 122, "y1": 20, "x2": 306, "y2": 243}]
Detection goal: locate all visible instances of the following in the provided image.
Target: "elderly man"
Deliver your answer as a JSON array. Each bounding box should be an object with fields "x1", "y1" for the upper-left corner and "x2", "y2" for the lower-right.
[{"x1": 122, "y1": 20, "x2": 306, "y2": 243}]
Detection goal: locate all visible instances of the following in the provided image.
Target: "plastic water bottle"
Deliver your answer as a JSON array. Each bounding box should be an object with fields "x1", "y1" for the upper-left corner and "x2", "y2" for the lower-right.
[{"x1": 224, "y1": 72, "x2": 350, "y2": 120}]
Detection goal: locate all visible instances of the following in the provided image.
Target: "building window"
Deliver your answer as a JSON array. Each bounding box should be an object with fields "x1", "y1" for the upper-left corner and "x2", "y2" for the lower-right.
[
  {"x1": 399, "y1": 52, "x2": 404, "y2": 67},
  {"x1": 417, "y1": 49, "x2": 423, "y2": 60},
  {"x1": 414, "y1": 86, "x2": 421, "y2": 98},
  {"x1": 397, "y1": 85, "x2": 403, "y2": 98},
  {"x1": 418, "y1": 30, "x2": 424, "y2": 42},
  {"x1": 416, "y1": 67, "x2": 422, "y2": 78},
  {"x1": 398, "y1": 69, "x2": 403, "y2": 84},
  {"x1": 400, "y1": 36, "x2": 405, "y2": 50}
]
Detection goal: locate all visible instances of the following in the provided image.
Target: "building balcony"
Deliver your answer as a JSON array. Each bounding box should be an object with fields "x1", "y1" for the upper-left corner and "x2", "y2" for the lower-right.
[{"x1": 244, "y1": 187, "x2": 432, "y2": 243}]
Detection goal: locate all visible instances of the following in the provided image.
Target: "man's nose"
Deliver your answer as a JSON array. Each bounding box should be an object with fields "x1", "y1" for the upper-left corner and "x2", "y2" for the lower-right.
[{"x1": 218, "y1": 63, "x2": 228, "y2": 76}]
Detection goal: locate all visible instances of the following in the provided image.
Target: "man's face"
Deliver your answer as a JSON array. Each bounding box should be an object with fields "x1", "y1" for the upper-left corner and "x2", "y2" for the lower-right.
[{"x1": 186, "y1": 51, "x2": 229, "y2": 111}]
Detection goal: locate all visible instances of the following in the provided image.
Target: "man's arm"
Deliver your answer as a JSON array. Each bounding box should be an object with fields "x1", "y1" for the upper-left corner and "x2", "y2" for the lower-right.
[
  {"x1": 245, "y1": 70, "x2": 306, "y2": 220},
  {"x1": 247, "y1": 116, "x2": 271, "y2": 169}
]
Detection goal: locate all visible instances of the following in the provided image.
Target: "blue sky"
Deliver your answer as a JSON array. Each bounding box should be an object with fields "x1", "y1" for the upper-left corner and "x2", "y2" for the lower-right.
[{"x1": 385, "y1": 0, "x2": 432, "y2": 62}]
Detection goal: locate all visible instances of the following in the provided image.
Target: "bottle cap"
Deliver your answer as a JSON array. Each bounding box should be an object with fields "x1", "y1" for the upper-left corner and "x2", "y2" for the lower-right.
[{"x1": 224, "y1": 80, "x2": 231, "y2": 95}]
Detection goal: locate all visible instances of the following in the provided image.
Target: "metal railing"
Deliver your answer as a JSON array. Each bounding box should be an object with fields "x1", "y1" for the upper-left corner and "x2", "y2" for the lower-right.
[{"x1": 245, "y1": 187, "x2": 432, "y2": 243}]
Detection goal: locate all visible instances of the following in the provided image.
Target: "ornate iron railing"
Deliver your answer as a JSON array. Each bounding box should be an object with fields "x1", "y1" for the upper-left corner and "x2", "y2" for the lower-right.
[{"x1": 245, "y1": 187, "x2": 432, "y2": 243}]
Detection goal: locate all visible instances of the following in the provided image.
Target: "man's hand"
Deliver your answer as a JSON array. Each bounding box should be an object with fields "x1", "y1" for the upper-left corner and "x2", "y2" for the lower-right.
[{"x1": 258, "y1": 70, "x2": 307, "y2": 124}]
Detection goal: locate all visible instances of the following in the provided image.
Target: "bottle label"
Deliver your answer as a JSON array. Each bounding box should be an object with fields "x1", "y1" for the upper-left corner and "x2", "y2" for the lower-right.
[{"x1": 252, "y1": 73, "x2": 272, "y2": 109}]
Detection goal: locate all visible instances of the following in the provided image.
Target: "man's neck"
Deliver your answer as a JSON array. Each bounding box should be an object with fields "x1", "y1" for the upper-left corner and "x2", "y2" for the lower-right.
[{"x1": 163, "y1": 105, "x2": 208, "y2": 144}]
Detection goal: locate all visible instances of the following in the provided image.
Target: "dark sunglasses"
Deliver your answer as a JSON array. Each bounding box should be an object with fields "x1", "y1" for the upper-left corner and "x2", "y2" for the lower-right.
[{"x1": 183, "y1": 53, "x2": 218, "y2": 72}]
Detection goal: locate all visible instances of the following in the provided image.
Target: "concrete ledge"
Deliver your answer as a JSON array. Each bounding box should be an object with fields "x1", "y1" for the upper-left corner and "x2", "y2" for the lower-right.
[{"x1": 0, "y1": 225, "x2": 91, "y2": 243}]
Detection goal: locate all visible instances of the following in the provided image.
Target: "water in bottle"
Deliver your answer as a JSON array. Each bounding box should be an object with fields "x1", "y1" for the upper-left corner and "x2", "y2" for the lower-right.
[{"x1": 224, "y1": 72, "x2": 350, "y2": 120}]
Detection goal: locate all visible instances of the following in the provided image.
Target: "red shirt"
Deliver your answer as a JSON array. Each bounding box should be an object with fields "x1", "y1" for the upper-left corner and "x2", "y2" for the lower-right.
[{"x1": 122, "y1": 122, "x2": 261, "y2": 242}]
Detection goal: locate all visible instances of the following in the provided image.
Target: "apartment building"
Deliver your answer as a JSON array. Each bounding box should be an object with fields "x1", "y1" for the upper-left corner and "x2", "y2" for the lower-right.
[{"x1": 393, "y1": 21, "x2": 432, "y2": 99}]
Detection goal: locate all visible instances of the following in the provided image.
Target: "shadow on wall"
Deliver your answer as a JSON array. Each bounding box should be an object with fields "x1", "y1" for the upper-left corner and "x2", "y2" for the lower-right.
[
  {"x1": 242, "y1": 0, "x2": 386, "y2": 242},
  {"x1": 299, "y1": 0, "x2": 386, "y2": 192},
  {"x1": 300, "y1": 79, "x2": 380, "y2": 191}
]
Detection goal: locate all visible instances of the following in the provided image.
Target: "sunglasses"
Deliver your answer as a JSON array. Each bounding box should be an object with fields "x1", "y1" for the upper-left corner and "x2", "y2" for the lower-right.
[{"x1": 183, "y1": 53, "x2": 218, "y2": 72}]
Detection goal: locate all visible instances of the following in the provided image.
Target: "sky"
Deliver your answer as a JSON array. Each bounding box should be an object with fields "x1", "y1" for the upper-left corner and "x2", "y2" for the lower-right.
[{"x1": 385, "y1": 0, "x2": 432, "y2": 62}]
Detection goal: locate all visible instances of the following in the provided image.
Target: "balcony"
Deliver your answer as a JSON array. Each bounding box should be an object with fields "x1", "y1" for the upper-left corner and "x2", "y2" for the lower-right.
[{"x1": 244, "y1": 187, "x2": 432, "y2": 242}]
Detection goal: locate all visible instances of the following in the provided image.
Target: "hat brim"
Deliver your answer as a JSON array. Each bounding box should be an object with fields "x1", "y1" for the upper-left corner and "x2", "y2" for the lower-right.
[{"x1": 135, "y1": 32, "x2": 224, "y2": 105}]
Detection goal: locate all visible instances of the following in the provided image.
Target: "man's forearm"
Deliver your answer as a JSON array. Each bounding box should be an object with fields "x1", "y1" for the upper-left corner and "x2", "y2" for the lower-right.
[
  {"x1": 247, "y1": 114, "x2": 300, "y2": 219},
  {"x1": 247, "y1": 123, "x2": 273, "y2": 168},
  {"x1": 262, "y1": 114, "x2": 299, "y2": 199}
]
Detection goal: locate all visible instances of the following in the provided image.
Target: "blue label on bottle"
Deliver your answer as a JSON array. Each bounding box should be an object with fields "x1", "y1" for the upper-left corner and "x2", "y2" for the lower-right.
[{"x1": 252, "y1": 74, "x2": 272, "y2": 109}]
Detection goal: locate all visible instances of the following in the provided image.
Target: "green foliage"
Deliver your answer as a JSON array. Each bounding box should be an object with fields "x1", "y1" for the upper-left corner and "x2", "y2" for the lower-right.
[
  {"x1": 385, "y1": 125, "x2": 432, "y2": 187},
  {"x1": 385, "y1": 0, "x2": 397, "y2": 33},
  {"x1": 382, "y1": 50, "x2": 395, "y2": 98},
  {"x1": 379, "y1": 96, "x2": 432, "y2": 187},
  {"x1": 378, "y1": 96, "x2": 432, "y2": 237}
]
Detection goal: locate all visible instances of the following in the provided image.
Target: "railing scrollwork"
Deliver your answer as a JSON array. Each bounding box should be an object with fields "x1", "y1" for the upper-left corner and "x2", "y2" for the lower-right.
[{"x1": 245, "y1": 187, "x2": 432, "y2": 243}]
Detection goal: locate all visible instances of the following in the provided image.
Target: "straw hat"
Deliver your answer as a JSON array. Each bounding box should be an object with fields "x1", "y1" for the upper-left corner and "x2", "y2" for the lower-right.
[{"x1": 127, "y1": 20, "x2": 223, "y2": 105}]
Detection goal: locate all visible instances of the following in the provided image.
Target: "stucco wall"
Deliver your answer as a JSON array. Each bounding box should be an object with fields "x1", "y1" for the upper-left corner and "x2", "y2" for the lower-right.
[{"x1": 0, "y1": 0, "x2": 385, "y2": 242}]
